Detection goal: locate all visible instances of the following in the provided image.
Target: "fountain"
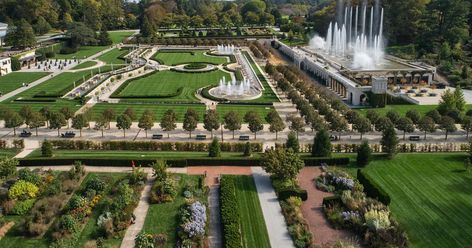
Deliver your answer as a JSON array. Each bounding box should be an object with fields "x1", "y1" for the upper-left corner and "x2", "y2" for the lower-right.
[
  {"x1": 209, "y1": 76, "x2": 261, "y2": 101},
  {"x1": 216, "y1": 44, "x2": 235, "y2": 55},
  {"x1": 309, "y1": 0, "x2": 385, "y2": 70}
]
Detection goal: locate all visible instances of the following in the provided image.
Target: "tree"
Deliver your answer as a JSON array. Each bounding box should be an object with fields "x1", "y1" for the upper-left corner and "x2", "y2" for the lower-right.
[
  {"x1": 0, "y1": 157, "x2": 19, "y2": 179},
  {"x1": 312, "y1": 129, "x2": 331, "y2": 157},
  {"x1": 454, "y1": 86, "x2": 466, "y2": 112},
  {"x1": 329, "y1": 116, "x2": 348, "y2": 137},
  {"x1": 102, "y1": 108, "x2": 116, "y2": 129},
  {"x1": 203, "y1": 109, "x2": 220, "y2": 138},
  {"x1": 95, "y1": 116, "x2": 107, "y2": 138},
  {"x1": 208, "y1": 138, "x2": 221, "y2": 157},
  {"x1": 266, "y1": 110, "x2": 285, "y2": 140},
  {"x1": 5, "y1": 19, "x2": 35, "y2": 49},
  {"x1": 375, "y1": 117, "x2": 394, "y2": 132},
  {"x1": 4, "y1": 111, "x2": 23, "y2": 136},
  {"x1": 243, "y1": 142, "x2": 252, "y2": 157},
  {"x1": 160, "y1": 110, "x2": 177, "y2": 138},
  {"x1": 244, "y1": 111, "x2": 263, "y2": 140},
  {"x1": 33, "y1": 16, "x2": 51, "y2": 35},
  {"x1": 261, "y1": 148, "x2": 304, "y2": 181},
  {"x1": 98, "y1": 29, "x2": 112, "y2": 46},
  {"x1": 381, "y1": 126, "x2": 399, "y2": 159},
  {"x1": 357, "y1": 140, "x2": 371, "y2": 167},
  {"x1": 29, "y1": 111, "x2": 45, "y2": 136},
  {"x1": 224, "y1": 111, "x2": 242, "y2": 139},
  {"x1": 406, "y1": 110, "x2": 421, "y2": 125},
  {"x1": 287, "y1": 116, "x2": 305, "y2": 140},
  {"x1": 386, "y1": 110, "x2": 401, "y2": 125},
  {"x1": 462, "y1": 116, "x2": 472, "y2": 139},
  {"x1": 72, "y1": 114, "x2": 89, "y2": 137},
  {"x1": 19, "y1": 105, "x2": 34, "y2": 127},
  {"x1": 41, "y1": 140, "x2": 53, "y2": 157},
  {"x1": 64, "y1": 22, "x2": 97, "y2": 49},
  {"x1": 140, "y1": 15, "x2": 156, "y2": 38},
  {"x1": 183, "y1": 109, "x2": 199, "y2": 138},
  {"x1": 123, "y1": 107, "x2": 136, "y2": 120},
  {"x1": 49, "y1": 112, "x2": 66, "y2": 137},
  {"x1": 116, "y1": 114, "x2": 132, "y2": 138},
  {"x1": 426, "y1": 109, "x2": 442, "y2": 124},
  {"x1": 438, "y1": 89, "x2": 456, "y2": 115},
  {"x1": 286, "y1": 131, "x2": 299, "y2": 153},
  {"x1": 60, "y1": 107, "x2": 74, "y2": 128},
  {"x1": 439, "y1": 116, "x2": 457, "y2": 140},
  {"x1": 417, "y1": 116, "x2": 435, "y2": 140},
  {"x1": 353, "y1": 117, "x2": 371, "y2": 140},
  {"x1": 396, "y1": 117, "x2": 415, "y2": 140},
  {"x1": 366, "y1": 110, "x2": 380, "y2": 124},
  {"x1": 39, "y1": 106, "x2": 51, "y2": 127},
  {"x1": 138, "y1": 111, "x2": 155, "y2": 138}
]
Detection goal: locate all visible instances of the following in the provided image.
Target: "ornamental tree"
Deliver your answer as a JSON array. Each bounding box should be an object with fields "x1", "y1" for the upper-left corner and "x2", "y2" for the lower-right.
[
  {"x1": 244, "y1": 111, "x2": 263, "y2": 140},
  {"x1": 261, "y1": 148, "x2": 304, "y2": 181},
  {"x1": 312, "y1": 129, "x2": 331, "y2": 157},
  {"x1": 418, "y1": 116, "x2": 436, "y2": 140},
  {"x1": 160, "y1": 109, "x2": 177, "y2": 138},
  {"x1": 266, "y1": 110, "x2": 285, "y2": 140},
  {"x1": 203, "y1": 109, "x2": 220, "y2": 139},
  {"x1": 116, "y1": 114, "x2": 132, "y2": 138},
  {"x1": 223, "y1": 111, "x2": 241, "y2": 139}
]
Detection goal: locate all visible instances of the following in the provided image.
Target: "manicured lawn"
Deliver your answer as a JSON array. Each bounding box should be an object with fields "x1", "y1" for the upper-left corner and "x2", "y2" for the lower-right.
[
  {"x1": 216, "y1": 104, "x2": 274, "y2": 122},
  {"x1": 97, "y1": 48, "x2": 129, "y2": 65},
  {"x1": 88, "y1": 103, "x2": 206, "y2": 121},
  {"x1": 363, "y1": 153, "x2": 472, "y2": 248},
  {"x1": 0, "y1": 99, "x2": 82, "y2": 116},
  {"x1": 229, "y1": 175, "x2": 270, "y2": 248},
  {"x1": 154, "y1": 50, "x2": 228, "y2": 65},
  {"x1": 0, "y1": 72, "x2": 49, "y2": 94},
  {"x1": 109, "y1": 31, "x2": 135, "y2": 44},
  {"x1": 356, "y1": 104, "x2": 472, "y2": 116},
  {"x1": 115, "y1": 70, "x2": 230, "y2": 102},
  {"x1": 142, "y1": 174, "x2": 205, "y2": 247},
  {"x1": 72, "y1": 61, "x2": 98, "y2": 70},
  {"x1": 52, "y1": 44, "x2": 109, "y2": 59},
  {"x1": 26, "y1": 150, "x2": 259, "y2": 159},
  {"x1": 0, "y1": 149, "x2": 20, "y2": 157}
]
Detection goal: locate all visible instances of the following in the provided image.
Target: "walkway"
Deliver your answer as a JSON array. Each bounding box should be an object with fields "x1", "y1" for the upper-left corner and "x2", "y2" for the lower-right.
[
  {"x1": 120, "y1": 175, "x2": 154, "y2": 248},
  {"x1": 297, "y1": 167, "x2": 353, "y2": 246},
  {"x1": 14, "y1": 139, "x2": 39, "y2": 158},
  {"x1": 251, "y1": 167, "x2": 294, "y2": 248}
]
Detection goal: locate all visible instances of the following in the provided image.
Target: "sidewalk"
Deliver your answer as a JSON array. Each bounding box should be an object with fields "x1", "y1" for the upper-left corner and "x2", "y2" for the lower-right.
[{"x1": 251, "y1": 167, "x2": 294, "y2": 248}]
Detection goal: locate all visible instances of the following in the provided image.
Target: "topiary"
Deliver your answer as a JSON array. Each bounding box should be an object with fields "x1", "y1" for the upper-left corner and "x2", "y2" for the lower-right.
[
  {"x1": 208, "y1": 138, "x2": 221, "y2": 157},
  {"x1": 41, "y1": 140, "x2": 53, "y2": 157}
]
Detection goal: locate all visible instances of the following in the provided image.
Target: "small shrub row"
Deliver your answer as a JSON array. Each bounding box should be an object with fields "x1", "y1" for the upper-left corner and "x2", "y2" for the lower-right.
[
  {"x1": 303, "y1": 157, "x2": 350, "y2": 166},
  {"x1": 201, "y1": 85, "x2": 229, "y2": 102},
  {"x1": 357, "y1": 169, "x2": 391, "y2": 205},
  {"x1": 170, "y1": 67, "x2": 218, "y2": 73},
  {"x1": 220, "y1": 176, "x2": 242, "y2": 248}
]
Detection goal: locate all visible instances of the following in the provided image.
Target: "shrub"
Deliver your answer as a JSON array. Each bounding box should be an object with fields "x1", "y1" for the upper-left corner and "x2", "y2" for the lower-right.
[
  {"x1": 208, "y1": 138, "x2": 221, "y2": 157},
  {"x1": 128, "y1": 167, "x2": 147, "y2": 185},
  {"x1": 356, "y1": 140, "x2": 371, "y2": 167},
  {"x1": 150, "y1": 178, "x2": 176, "y2": 203},
  {"x1": 243, "y1": 142, "x2": 252, "y2": 157},
  {"x1": 365, "y1": 209, "x2": 391, "y2": 231},
  {"x1": 18, "y1": 168, "x2": 41, "y2": 185},
  {"x1": 357, "y1": 169, "x2": 391, "y2": 205},
  {"x1": 59, "y1": 214, "x2": 77, "y2": 232},
  {"x1": 85, "y1": 176, "x2": 106, "y2": 192},
  {"x1": 41, "y1": 140, "x2": 53, "y2": 157},
  {"x1": 135, "y1": 231, "x2": 155, "y2": 248},
  {"x1": 12, "y1": 198, "x2": 36, "y2": 215},
  {"x1": 0, "y1": 156, "x2": 19, "y2": 179},
  {"x1": 68, "y1": 195, "x2": 87, "y2": 210},
  {"x1": 8, "y1": 180, "x2": 39, "y2": 200}
]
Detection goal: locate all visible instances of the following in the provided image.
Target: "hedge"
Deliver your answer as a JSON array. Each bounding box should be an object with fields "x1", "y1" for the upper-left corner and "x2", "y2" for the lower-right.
[
  {"x1": 303, "y1": 157, "x2": 350, "y2": 166},
  {"x1": 277, "y1": 189, "x2": 308, "y2": 201},
  {"x1": 116, "y1": 87, "x2": 183, "y2": 99},
  {"x1": 322, "y1": 195, "x2": 341, "y2": 207},
  {"x1": 48, "y1": 140, "x2": 263, "y2": 153},
  {"x1": 357, "y1": 169, "x2": 391, "y2": 205},
  {"x1": 201, "y1": 85, "x2": 229, "y2": 102},
  {"x1": 220, "y1": 176, "x2": 243, "y2": 248},
  {"x1": 169, "y1": 67, "x2": 218, "y2": 73}
]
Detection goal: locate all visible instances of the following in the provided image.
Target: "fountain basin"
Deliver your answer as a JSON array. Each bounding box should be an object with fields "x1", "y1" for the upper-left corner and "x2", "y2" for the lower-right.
[
  {"x1": 207, "y1": 85, "x2": 262, "y2": 101},
  {"x1": 172, "y1": 63, "x2": 217, "y2": 73}
]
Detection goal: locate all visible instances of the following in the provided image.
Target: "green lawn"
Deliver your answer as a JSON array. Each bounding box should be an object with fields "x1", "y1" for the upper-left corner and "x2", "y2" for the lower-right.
[
  {"x1": 142, "y1": 174, "x2": 205, "y2": 247},
  {"x1": 0, "y1": 72, "x2": 49, "y2": 94},
  {"x1": 0, "y1": 99, "x2": 81, "y2": 115},
  {"x1": 0, "y1": 149, "x2": 20, "y2": 157},
  {"x1": 154, "y1": 50, "x2": 228, "y2": 65},
  {"x1": 109, "y1": 31, "x2": 135, "y2": 44},
  {"x1": 356, "y1": 104, "x2": 472, "y2": 116},
  {"x1": 71, "y1": 61, "x2": 98, "y2": 70},
  {"x1": 97, "y1": 48, "x2": 129, "y2": 65},
  {"x1": 363, "y1": 153, "x2": 472, "y2": 248},
  {"x1": 26, "y1": 150, "x2": 259, "y2": 159},
  {"x1": 217, "y1": 104, "x2": 274, "y2": 122},
  {"x1": 52, "y1": 44, "x2": 109, "y2": 59},
  {"x1": 241, "y1": 51, "x2": 279, "y2": 104},
  {"x1": 88, "y1": 103, "x2": 207, "y2": 121},
  {"x1": 115, "y1": 70, "x2": 230, "y2": 102},
  {"x1": 228, "y1": 175, "x2": 270, "y2": 248}
]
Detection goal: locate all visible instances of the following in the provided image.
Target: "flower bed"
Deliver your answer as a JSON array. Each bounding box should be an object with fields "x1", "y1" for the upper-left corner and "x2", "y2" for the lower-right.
[
  {"x1": 184, "y1": 63, "x2": 208, "y2": 70},
  {"x1": 318, "y1": 166, "x2": 408, "y2": 247},
  {"x1": 280, "y1": 197, "x2": 314, "y2": 248}
]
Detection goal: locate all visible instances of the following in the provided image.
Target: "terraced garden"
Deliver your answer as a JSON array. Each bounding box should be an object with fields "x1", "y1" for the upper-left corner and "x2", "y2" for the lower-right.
[
  {"x1": 0, "y1": 72, "x2": 50, "y2": 94},
  {"x1": 363, "y1": 153, "x2": 472, "y2": 248},
  {"x1": 154, "y1": 50, "x2": 228, "y2": 65},
  {"x1": 113, "y1": 70, "x2": 230, "y2": 101}
]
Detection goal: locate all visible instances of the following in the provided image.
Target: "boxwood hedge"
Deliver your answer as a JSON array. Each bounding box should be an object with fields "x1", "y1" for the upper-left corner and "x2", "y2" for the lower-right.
[{"x1": 220, "y1": 176, "x2": 242, "y2": 248}]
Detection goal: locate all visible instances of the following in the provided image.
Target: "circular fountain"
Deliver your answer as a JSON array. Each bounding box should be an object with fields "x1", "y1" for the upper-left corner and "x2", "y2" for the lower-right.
[
  {"x1": 215, "y1": 44, "x2": 236, "y2": 55},
  {"x1": 208, "y1": 76, "x2": 261, "y2": 101}
]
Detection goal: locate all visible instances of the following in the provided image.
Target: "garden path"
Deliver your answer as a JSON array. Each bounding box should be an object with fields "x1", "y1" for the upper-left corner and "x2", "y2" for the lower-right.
[
  {"x1": 251, "y1": 166, "x2": 294, "y2": 248},
  {"x1": 14, "y1": 139, "x2": 40, "y2": 158},
  {"x1": 120, "y1": 175, "x2": 154, "y2": 248},
  {"x1": 297, "y1": 167, "x2": 354, "y2": 246}
]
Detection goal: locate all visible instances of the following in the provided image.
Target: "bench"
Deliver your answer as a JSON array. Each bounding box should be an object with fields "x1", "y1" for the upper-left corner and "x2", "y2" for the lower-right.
[{"x1": 239, "y1": 135, "x2": 250, "y2": 141}]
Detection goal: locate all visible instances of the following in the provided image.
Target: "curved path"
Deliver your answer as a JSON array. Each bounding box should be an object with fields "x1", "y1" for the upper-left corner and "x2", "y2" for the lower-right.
[{"x1": 297, "y1": 167, "x2": 354, "y2": 246}]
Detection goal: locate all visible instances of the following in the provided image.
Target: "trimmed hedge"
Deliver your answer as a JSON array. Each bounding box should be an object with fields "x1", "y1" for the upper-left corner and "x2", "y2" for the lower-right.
[
  {"x1": 169, "y1": 67, "x2": 218, "y2": 73},
  {"x1": 220, "y1": 176, "x2": 243, "y2": 248},
  {"x1": 201, "y1": 85, "x2": 229, "y2": 102},
  {"x1": 303, "y1": 157, "x2": 350, "y2": 166},
  {"x1": 48, "y1": 140, "x2": 263, "y2": 152},
  {"x1": 116, "y1": 87, "x2": 183, "y2": 99},
  {"x1": 277, "y1": 189, "x2": 308, "y2": 201},
  {"x1": 184, "y1": 63, "x2": 207, "y2": 70},
  {"x1": 357, "y1": 169, "x2": 391, "y2": 205},
  {"x1": 322, "y1": 195, "x2": 342, "y2": 207}
]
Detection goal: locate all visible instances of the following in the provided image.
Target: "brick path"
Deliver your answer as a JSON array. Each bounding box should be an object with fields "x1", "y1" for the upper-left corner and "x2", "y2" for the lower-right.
[{"x1": 297, "y1": 167, "x2": 353, "y2": 246}]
